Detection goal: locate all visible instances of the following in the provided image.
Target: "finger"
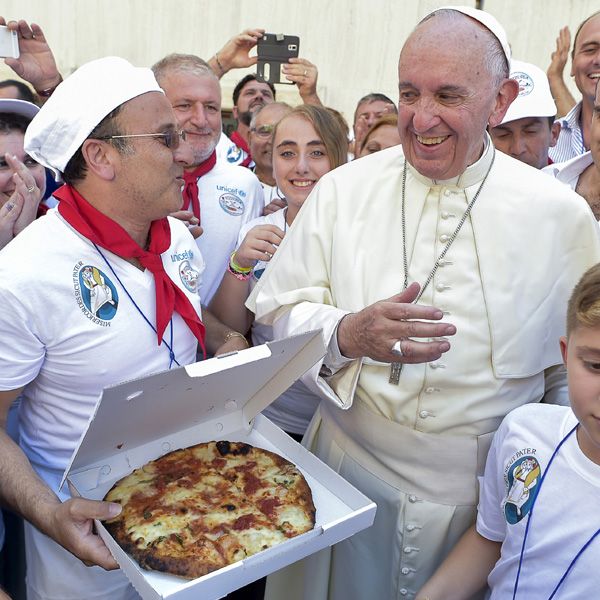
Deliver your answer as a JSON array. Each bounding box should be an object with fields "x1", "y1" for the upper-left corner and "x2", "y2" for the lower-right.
[
  {"x1": 386, "y1": 281, "x2": 421, "y2": 305},
  {"x1": 68, "y1": 498, "x2": 122, "y2": 522},
  {"x1": 188, "y1": 225, "x2": 203, "y2": 239},
  {"x1": 30, "y1": 23, "x2": 47, "y2": 41},
  {"x1": 390, "y1": 339, "x2": 451, "y2": 364},
  {"x1": 79, "y1": 538, "x2": 119, "y2": 571},
  {"x1": 0, "y1": 195, "x2": 23, "y2": 222},
  {"x1": 16, "y1": 20, "x2": 34, "y2": 38},
  {"x1": 389, "y1": 319, "x2": 456, "y2": 339}
]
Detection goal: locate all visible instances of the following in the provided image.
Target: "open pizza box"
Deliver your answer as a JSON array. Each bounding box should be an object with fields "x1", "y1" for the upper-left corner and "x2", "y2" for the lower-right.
[{"x1": 62, "y1": 330, "x2": 377, "y2": 600}]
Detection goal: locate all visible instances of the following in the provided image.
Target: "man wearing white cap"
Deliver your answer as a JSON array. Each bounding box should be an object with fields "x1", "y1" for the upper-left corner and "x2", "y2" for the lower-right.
[
  {"x1": 490, "y1": 59, "x2": 560, "y2": 169},
  {"x1": 0, "y1": 56, "x2": 246, "y2": 600},
  {"x1": 249, "y1": 7, "x2": 600, "y2": 600}
]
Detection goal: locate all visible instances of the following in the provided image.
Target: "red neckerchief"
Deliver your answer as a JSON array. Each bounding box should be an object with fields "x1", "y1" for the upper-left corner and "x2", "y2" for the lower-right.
[
  {"x1": 55, "y1": 184, "x2": 206, "y2": 356},
  {"x1": 182, "y1": 150, "x2": 217, "y2": 222},
  {"x1": 230, "y1": 130, "x2": 253, "y2": 167}
]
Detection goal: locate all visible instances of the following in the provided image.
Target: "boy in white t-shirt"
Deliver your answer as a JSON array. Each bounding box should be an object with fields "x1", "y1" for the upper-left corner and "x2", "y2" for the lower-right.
[{"x1": 417, "y1": 263, "x2": 600, "y2": 600}]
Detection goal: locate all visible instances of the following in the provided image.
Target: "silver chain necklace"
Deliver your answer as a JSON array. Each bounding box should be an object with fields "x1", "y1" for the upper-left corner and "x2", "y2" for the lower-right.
[{"x1": 389, "y1": 149, "x2": 496, "y2": 385}]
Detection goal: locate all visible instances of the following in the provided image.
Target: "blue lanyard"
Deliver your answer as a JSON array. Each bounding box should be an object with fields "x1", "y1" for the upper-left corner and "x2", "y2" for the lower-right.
[
  {"x1": 93, "y1": 244, "x2": 179, "y2": 369},
  {"x1": 512, "y1": 423, "x2": 600, "y2": 599}
]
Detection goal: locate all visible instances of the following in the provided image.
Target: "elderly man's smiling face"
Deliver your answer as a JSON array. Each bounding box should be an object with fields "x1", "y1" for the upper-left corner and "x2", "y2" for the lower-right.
[{"x1": 397, "y1": 15, "x2": 516, "y2": 180}]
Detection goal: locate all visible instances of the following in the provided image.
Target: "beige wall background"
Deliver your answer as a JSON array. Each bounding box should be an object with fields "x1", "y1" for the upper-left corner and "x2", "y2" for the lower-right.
[{"x1": 1, "y1": 0, "x2": 597, "y2": 123}]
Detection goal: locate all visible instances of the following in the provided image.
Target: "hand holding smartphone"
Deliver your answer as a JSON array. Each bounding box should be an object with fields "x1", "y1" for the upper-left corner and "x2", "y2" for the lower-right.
[{"x1": 257, "y1": 33, "x2": 299, "y2": 84}]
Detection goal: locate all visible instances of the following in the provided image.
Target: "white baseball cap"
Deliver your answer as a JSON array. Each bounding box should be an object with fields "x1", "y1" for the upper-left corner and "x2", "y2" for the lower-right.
[
  {"x1": 501, "y1": 59, "x2": 557, "y2": 124},
  {"x1": 435, "y1": 6, "x2": 511, "y2": 65},
  {"x1": 24, "y1": 56, "x2": 163, "y2": 180}
]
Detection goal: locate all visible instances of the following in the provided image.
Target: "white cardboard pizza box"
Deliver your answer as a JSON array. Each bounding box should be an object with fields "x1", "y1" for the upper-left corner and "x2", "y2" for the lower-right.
[{"x1": 62, "y1": 330, "x2": 377, "y2": 600}]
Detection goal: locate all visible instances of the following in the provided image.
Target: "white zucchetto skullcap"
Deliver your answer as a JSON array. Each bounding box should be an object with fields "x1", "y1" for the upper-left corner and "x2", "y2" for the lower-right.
[{"x1": 432, "y1": 6, "x2": 511, "y2": 65}]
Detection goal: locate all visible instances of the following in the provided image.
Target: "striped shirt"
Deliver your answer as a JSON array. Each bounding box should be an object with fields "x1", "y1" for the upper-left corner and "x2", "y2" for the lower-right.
[{"x1": 548, "y1": 102, "x2": 586, "y2": 163}]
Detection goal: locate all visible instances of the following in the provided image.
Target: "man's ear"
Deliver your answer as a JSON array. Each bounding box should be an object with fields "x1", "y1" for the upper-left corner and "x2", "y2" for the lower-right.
[
  {"x1": 488, "y1": 78, "x2": 519, "y2": 129},
  {"x1": 80, "y1": 139, "x2": 117, "y2": 181},
  {"x1": 559, "y1": 336, "x2": 569, "y2": 366},
  {"x1": 550, "y1": 121, "x2": 562, "y2": 147},
  {"x1": 232, "y1": 106, "x2": 239, "y2": 120}
]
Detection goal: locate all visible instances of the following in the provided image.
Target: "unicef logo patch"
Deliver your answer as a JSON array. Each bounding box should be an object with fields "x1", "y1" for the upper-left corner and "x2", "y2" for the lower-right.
[
  {"x1": 179, "y1": 259, "x2": 200, "y2": 293},
  {"x1": 72, "y1": 262, "x2": 118, "y2": 325},
  {"x1": 219, "y1": 193, "x2": 245, "y2": 216},
  {"x1": 502, "y1": 455, "x2": 541, "y2": 524},
  {"x1": 226, "y1": 145, "x2": 243, "y2": 163},
  {"x1": 512, "y1": 71, "x2": 534, "y2": 97}
]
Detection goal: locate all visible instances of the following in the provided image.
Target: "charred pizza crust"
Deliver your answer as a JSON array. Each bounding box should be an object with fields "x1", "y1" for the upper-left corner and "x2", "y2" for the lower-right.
[{"x1": 103, "y1": 441, "x2": 316, "y2": 579}]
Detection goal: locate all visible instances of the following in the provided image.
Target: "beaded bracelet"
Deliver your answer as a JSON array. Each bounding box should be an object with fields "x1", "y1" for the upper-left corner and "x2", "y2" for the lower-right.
[
  {"x1": 227, "y1": 252, "x2": 252, "y2": 281},
  {"x1": 227, "y1": 263, "x2": 253, "y2": 281}
]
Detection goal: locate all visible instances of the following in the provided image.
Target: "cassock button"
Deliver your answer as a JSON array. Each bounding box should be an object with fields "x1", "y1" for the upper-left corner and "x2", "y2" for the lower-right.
[
  {"x1": 419, "y1": 410, "x2": 429, "y2": 419},
  {"x1": 441, "y1": 211, "x2": 451, "y2": 219},
  {"x1": 408, "y1": 494, "x2": 418, "y2": 503},
  {"x1": 436, "y1": 283, "x2": 447, "y2": 292},
  {"x1": 401, "y1": 567, "x2": 410, "y2": 575},
  {"x1": 406, "y1": 524, "x2": 416, "y2": 531},
  {"x1": 443, "y1": 189, "x2": 451, "y2": 196},
  {"x1": 400, "y1": 588, "x2": 408, "y2": 595},
  {"x1": 439, "y1": 234, "x2": 450, "y2": 243}
]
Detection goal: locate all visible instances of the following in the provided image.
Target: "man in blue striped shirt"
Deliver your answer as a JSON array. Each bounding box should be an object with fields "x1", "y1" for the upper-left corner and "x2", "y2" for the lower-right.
[{"x1": 549, "y1": 11, "x2": 600, "y2": 163}]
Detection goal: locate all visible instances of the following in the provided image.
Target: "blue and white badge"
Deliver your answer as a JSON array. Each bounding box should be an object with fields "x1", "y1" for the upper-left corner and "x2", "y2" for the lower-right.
[
  {"x1": 73, "y1": 262, "x2": 118, "y2": 324},
  {"x1": 502, "y1": 454, "x2": 541, "y2": 524}
]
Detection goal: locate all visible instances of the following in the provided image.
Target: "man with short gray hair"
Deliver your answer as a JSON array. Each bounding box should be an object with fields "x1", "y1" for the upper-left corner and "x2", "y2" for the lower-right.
[
  {"x1": 251, "y1": 7, "x2": 600, "y2": 599},
  {"x1": 153, "y1": 54, "x2": 263, "y2": 304}
]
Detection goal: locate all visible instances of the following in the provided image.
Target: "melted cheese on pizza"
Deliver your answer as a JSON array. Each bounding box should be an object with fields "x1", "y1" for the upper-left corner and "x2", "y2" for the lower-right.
[{"x1": 104, "y1": 441, "x2": 315, "y2": 579}]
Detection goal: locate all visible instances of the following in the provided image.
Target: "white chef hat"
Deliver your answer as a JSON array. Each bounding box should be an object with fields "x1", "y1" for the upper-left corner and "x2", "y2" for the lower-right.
[
  {"x1": 433, "y1": 6, "x2": 511, "y2": 65},
  {"x1": 24, "y1": 56, "x2": 163, "y2": 180},
  {"x1": 501, "y1": 59, "x2": 557, "y2": 124}
]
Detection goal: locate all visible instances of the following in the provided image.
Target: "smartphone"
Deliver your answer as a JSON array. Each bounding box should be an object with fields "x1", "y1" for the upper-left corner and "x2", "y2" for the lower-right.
[
  {"x1": 257, "y1": 33, "x2": 300, "y2": 85},
  {"x1": 0, "y1": 25, "x2": 19, "y2": 59}
]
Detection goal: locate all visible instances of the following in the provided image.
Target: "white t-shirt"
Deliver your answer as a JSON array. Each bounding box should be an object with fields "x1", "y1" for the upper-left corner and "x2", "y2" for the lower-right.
[
  {"x1": 195, "y1": 160, "x2": 263, "y2": 303},
  {"x1": 477, "y1": 403, "x2": 600, "y2": 599},
  {"x1": 0, "y1": 210, "x2": 204, "y2": 494},
  {"x1": 237, "y1": 210, "x2": 320, "y2": 435},
  {"x1": 258, "y1": 181, "x2": 284, "y2": 208}
]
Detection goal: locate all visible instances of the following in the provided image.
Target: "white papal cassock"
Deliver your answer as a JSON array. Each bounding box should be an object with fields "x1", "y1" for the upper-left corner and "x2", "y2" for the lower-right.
[{"x1": 247, "y1": 139, "x2": 600, "y2": 600}]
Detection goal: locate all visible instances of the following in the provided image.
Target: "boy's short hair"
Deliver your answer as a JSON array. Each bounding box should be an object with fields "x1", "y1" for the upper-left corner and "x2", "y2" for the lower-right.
[{"x1": 567, "y1": 264, "x2": 600, "y2": 335}]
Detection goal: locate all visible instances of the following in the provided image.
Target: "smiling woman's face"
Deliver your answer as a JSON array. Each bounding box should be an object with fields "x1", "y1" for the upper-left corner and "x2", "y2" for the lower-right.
[
  {"x1": 0, "y1": 130, "x2": 46, "y2": 207},
  {"x1": 272, "y1": 114, "x2": 332, "y2": 212}
]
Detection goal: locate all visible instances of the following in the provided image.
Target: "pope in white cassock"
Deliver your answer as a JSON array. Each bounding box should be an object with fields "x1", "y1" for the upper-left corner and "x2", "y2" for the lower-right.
[{"x1": 248, "y1": 7, "x2": 600, "y2": 600}]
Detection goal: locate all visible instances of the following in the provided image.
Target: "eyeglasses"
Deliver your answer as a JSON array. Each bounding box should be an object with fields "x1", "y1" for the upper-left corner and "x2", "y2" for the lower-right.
[
  {"x1": 250, "y1": 124, "x2": 276, "y2": 139},
  {"x1": 94, "y1": 130, "x2": 186, "y2": 149}
]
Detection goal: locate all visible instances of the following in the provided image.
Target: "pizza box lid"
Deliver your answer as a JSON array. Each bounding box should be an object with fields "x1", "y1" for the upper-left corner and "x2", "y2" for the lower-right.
[
  {"x1": 62, "y1": 329, "x2": 377, "y2": 599},
  {"x1": 62, "y1": 329, "x2": 326, "y2": 490}
]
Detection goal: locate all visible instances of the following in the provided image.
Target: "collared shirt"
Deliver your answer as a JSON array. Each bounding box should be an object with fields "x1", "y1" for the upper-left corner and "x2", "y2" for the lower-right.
[
  {"x1": 549, "y1": 102, "x2": 586, "y2": 163},
  {"x1": 542, "y1": 150, "x2": 594, "y2": 192}
]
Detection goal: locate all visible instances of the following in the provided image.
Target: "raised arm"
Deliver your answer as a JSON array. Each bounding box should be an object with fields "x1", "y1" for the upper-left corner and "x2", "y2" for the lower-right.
[
  {"x1": 208, "y1": 28, "x2": 266, "y2": 79},
  {"x1": 0, "y1": 18, "x2": 62, "y2": 103},
  {"x1": 282, "y1": 57, "x2": 323, "y2": 106},
  {"x1": 547, "y1": 26, "x2": 577, "y2": 118}
]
